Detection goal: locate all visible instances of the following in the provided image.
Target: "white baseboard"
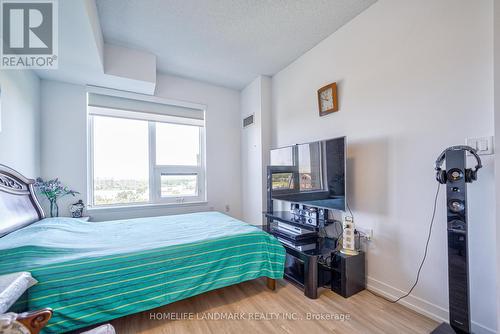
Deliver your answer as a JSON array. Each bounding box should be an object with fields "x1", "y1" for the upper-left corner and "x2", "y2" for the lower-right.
[
  {"x1": 367, "y1": 276, "x2": 497, "y2": 334},
  {"x1": 367, "y1": 276, "x2": 448, "y2": 323}
]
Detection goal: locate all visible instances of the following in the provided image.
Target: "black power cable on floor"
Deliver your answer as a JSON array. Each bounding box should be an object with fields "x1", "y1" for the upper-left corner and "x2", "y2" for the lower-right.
[{"x1": 350, "y1": 182, "x2": 441, "y2": 303}]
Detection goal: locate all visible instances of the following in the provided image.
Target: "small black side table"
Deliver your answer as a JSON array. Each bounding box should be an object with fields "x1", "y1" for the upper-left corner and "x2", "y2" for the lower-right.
[{"x1": 330, "y1": 251, "x2": 366, "y2": 298}]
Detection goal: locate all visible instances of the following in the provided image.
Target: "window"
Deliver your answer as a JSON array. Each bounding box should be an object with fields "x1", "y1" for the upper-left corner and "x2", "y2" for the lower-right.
[
  {"x1": 297, "y1": 143, "x2": 322, "y2": 191},
  {"x1": 271, "y1": 173, "x2": 294, "y2": 191},
  {"x1": 161, "y1": 174, "x2": 198, "y2": 197},
  {"x1": 88, "y1": 91, "x2": 205, "y2": 208},
  {"x1": 156, "y1": 122, "x2": 200, "y2": 166},
  {"x1": 269, "y1": 142, "x2": 323, "y2": 192},
  {"x1": 92, "y1": 116, "x2": 150, "y2": 206}
]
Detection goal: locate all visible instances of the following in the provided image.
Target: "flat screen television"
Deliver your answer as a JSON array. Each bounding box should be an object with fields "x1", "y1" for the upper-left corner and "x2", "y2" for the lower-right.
[{"x1": 269, "y1": 136, "x2": 346, "y2": 211}]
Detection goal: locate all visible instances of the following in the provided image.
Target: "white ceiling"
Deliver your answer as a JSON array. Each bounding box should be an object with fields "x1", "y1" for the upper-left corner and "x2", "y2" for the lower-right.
[
  {"x1": 96, "y1": 0, "x2": 376, "y2": 89},
  {"x1": 35, "y1": 0, "x2": 158, "y2": 94}
]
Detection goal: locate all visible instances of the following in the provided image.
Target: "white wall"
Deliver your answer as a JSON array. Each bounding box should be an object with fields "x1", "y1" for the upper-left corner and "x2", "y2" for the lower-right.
[
  {"x1": 0, "y1": 70, "x2": 40, "y2": 177},
  {"x1": 261, "y1": 77, "x2": 272, "y2": 214},
  {"x1": 40, "y1": 80, "x2": 87, "y2": 216},
  {"x1": 271, "y1": 0, "x2": 496, "y2": 332},
  {"x1": 494, "y1": 0, "x2": 500, "y2": 331},
  {"x1": 40, "y1": 73, "x2": 241, "y2": 221},
  {"x1": 241, "y1": 76, "x2": 272, "y2": 225}
]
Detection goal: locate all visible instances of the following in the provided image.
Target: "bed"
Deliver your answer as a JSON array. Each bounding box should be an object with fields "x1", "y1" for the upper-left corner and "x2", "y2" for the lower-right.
[{"x1": 0, "y1": 164, "x2": 285, "y2": 333}]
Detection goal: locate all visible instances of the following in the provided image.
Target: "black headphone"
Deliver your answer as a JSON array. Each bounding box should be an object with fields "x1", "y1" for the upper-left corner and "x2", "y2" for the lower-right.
[{"x1": 435, "y1": 145, "x2": 482, "y2": 184}]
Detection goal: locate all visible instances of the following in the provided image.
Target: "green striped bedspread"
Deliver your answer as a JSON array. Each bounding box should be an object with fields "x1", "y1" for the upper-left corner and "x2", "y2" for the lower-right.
[{"x1": 0, "y1": 212, "x2": 285, "y2": 333}]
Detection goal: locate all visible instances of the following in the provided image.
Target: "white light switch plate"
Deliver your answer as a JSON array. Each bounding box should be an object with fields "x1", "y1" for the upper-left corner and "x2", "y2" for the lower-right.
[{"x1": 466, "y1": 136, "x2": 494, "y2": 155}]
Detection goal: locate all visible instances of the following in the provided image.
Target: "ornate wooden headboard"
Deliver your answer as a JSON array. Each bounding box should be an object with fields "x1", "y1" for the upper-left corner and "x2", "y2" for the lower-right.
[{"x1": 0, "y1": 164, "x2": 45, "y2": 237}]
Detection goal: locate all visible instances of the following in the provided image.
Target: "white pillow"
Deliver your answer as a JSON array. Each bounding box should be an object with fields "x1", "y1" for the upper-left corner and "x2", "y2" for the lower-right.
[
  {"x1": 0, "y1": 273, "x2": 37, "y2": 314},
  {"x1": 80, "y1": 324, "x2": 116, "y2": 334}
]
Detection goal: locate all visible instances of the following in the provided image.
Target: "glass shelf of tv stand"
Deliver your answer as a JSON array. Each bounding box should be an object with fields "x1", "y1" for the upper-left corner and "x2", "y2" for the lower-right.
[
  {"x1": 260, "y1": 225, "x2": 338, "y2": 257},
  {"x1": 282, "y1": 234, "x2": 338, "y2": 256},
  {"x1": 264, "y1": 211, "x2": 332, "y2": 230},
  {"x1": 263, "y1": 212, "x2": 338, "y2": 256},
  {"x1": 271, "y1": 192, "x2": 346, "y2": 212}
]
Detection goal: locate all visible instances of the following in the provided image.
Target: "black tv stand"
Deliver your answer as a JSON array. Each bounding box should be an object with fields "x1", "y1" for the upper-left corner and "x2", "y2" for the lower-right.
[
  {"x1": 261, "y1": 222, "x2": 335, "y2": 299},
  {"x1": 265, "y1": 160, "x2": 366, "y2": 299},
  {"x1": 264, "y1": 213, "x2": 365, "y2": 299}
]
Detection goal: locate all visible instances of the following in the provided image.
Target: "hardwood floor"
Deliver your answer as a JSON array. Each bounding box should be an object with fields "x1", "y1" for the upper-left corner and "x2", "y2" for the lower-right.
[{"x1": 110, "y1": 278, "x2": 437, "y2": 334}]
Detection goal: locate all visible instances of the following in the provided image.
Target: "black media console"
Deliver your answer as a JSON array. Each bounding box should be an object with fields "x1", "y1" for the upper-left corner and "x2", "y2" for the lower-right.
[{"x1": 264, "y1": 212, "x2": 365, "y2": 299}]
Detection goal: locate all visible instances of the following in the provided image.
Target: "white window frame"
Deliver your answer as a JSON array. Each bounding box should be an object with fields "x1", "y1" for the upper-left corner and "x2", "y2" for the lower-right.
[
  {"x1": 149, "y1": 122, "x2": 206, "y2": 205},
  {"x1": 86, "y1": 87, "x2": 207, "y2": 209}
]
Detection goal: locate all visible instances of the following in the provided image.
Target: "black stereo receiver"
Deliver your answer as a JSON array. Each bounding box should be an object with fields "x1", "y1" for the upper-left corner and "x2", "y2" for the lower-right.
[{"x1": 290, "y1": 203, "x2": 328, "y2": 227}]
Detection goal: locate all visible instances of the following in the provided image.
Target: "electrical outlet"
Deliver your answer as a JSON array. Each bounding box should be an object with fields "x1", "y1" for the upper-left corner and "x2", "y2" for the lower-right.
[
  {"x1": 356, "y1": 227, "x2": 373, "y2": 241},
  {"x1": 466, "y1": 136, "x2": 494, "y2": 155}
]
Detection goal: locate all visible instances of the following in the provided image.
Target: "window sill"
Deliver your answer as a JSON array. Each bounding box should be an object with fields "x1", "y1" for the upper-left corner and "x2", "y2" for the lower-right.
[{"x1": 87, "y1": 201, "x2": 209, "y2": 213}]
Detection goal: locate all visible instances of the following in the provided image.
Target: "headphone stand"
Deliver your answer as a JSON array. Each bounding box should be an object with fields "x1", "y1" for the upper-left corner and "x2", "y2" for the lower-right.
[{"x1": 431, "y1": 147, "x2": 481, "y2": 334}]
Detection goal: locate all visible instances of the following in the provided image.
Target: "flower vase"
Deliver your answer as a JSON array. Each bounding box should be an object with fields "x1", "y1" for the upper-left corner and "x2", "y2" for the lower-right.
[{"x1": 49, "y1": 199, "x2": 59, "y2": 217}]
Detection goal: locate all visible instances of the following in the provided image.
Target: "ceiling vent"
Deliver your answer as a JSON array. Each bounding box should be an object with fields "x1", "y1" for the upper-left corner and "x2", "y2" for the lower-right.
[{"x1": 243, "y1": 114, "x2": 254, "y2": 128}]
